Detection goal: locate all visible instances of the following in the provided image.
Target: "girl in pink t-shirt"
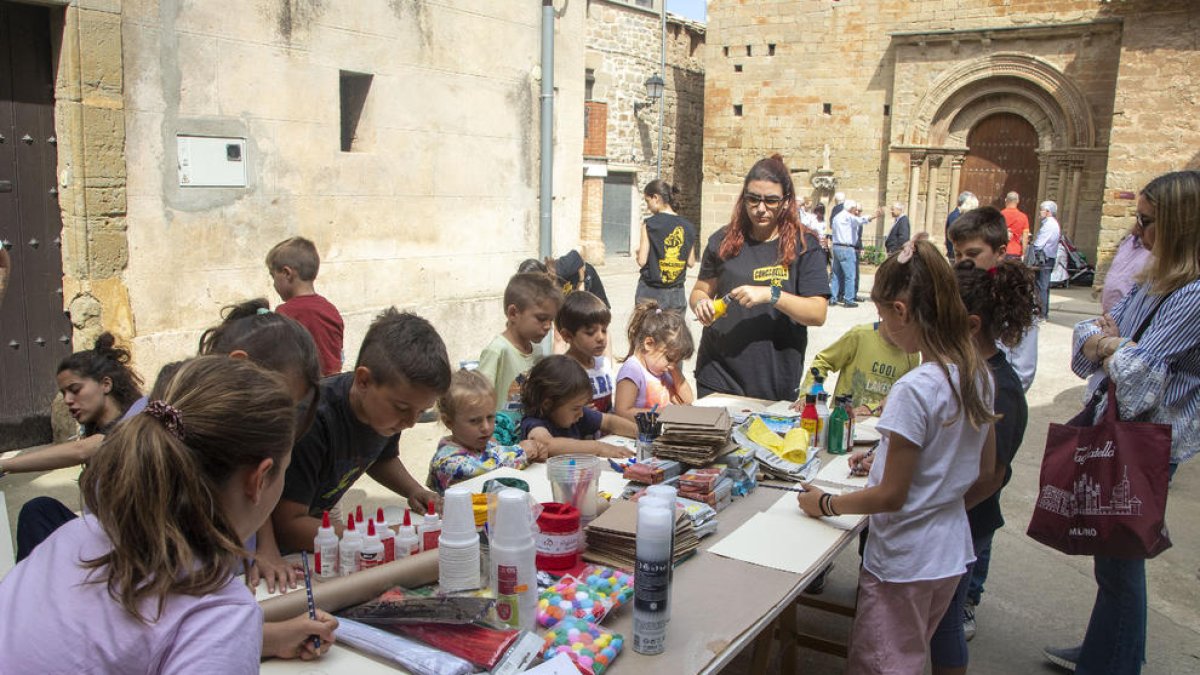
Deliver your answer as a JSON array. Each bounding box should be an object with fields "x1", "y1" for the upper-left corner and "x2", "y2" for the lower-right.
[{"x1": 613, "y1": 300, "x2": 696, "y2": 421}]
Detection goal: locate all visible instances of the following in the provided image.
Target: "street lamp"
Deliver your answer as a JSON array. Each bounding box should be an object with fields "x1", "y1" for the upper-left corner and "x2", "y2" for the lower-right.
[{"x1": 634, "y1": 74, "x2": 664, "y2": 114}]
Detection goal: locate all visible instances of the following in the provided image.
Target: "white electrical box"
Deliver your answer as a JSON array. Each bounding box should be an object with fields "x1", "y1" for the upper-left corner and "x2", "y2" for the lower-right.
[{"x1": 177, "y1": 135, "x2": 247, "y2": 187}]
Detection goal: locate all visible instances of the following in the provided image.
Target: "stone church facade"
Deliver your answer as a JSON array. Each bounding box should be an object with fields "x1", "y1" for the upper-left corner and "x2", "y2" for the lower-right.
[{"x1": 701, "y1": 0, "x2": 1200, "y2": 269}]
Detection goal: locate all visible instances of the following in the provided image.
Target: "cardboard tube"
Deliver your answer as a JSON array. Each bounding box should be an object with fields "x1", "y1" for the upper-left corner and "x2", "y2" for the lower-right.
[{"x1": 260, "y1": 551, "x2": 440, "y2": 623}]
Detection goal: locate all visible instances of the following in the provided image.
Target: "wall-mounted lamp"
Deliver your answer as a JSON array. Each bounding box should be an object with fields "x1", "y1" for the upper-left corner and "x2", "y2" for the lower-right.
[{"x1": 633, "y1": 74, "x2": 664, "y2": 114}]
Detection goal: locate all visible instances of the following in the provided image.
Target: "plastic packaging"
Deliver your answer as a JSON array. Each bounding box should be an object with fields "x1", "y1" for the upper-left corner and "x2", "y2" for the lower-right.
[
  {"x1": 396, "y1": 509, "x2": 419, "y2": 558},
  {"x1": 341, "y1": 587, "x2": 494, "y2": 625},
  {"x1": 536, "y1": 502, "x2": 581, "y2": 573},
  {"x1": 340, "y1": 516, "x2": 363, "y2": 576},
  {"x1": 395, "y1": 622, "x2": 521, "y2": 670},
  {"x1": 313, "y1": 510, "x2": 339, "y2": 579},
  {"x1": 418, "y1": 500, "x2": 442, "y2": 552},
  {"x1": 633, "y1": 505, "x2": 672, "y2": 655},
  {"x1": 359, "y1": 519, "x2": 385, "y2": 570},
  {"x1": 334, "y1": 617, "x2": 474, "y2": 675},
  {"x1": 374, "y1": 508, "x2": 395, "y2": 562},
  {"x1": 439, "y1": 486, "x2": 482, "y2": 592},
  {"x1": 541, "y1": 616, "x2": 625, "y2": 674},
  {"x1": 547, "y1": 455, "x2": 600, "y2": 526},
  {"x1": 491, "y1": 489, "x2": 538, "y2": 631}
]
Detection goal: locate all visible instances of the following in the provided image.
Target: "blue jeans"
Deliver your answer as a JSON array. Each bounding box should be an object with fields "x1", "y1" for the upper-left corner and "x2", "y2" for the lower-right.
[
  {"x1": 966, "y1": 533, "x2": 993, "y2": 606},
  {"x1": 1077, "y1": 556, "x2": 1146, "y2": 674},
  {"x1": 831, "y1": 246, "x2": 857, "y2": 303},
  {"x1": 1037, "y1": 263, "x2": 1053, "y2": 317},
  {"x1": 930, "y1": 535, "x2": 987, "y2": 669},
  {"x1": 16, "y1": 496, "x2": 77, "y2": 562}
]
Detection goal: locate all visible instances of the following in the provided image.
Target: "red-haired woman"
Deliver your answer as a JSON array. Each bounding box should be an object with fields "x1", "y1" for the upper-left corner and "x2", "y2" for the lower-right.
[{"x1": 689, "y1": 155, "x2": 831, "y2": 401}]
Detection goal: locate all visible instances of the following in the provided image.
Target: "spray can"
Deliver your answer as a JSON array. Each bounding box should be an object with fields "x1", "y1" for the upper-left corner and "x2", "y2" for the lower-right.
[
  {"x1": 418, "y1": 500, "x2": 442, "y2": 552},
  {"x1": 490, "y1": 489, "x2": 538, "y2": 631},
  {"x1": 359, "y1": 520, "x2": 385, "y2": 570},
  {"x1": 633, "y1": 504, "x2": 673, "y2": 655},
  {"x1": 439, "y1": 486, "x2": 482, "y2": 592},
  {"x1": 339, "y1": 516, "x2": 363, "y2": 577},
  {"x1": 396, "y1": 509, "x2": 420, "y2": 558},
  {"x1": 809, "y1": 368, "x2": 826, "y2": 396},
  {"x1": 313, "y1": 510, "x2": 340, "y2": 579},
  {"x1": 374, "y1": 508, "x2": 396, "y2": 562}
]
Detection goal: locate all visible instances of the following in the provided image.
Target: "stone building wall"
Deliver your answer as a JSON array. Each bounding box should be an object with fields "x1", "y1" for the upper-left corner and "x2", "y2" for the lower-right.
[
  {"x1": 53, "y1": 0, "x2": 587, "y2": 385},
  {"x1": 584, "y1": 0, "x2": 705, "y2": 250},
  {"x1": 702, "y1": 0, "x2": 1200, "y2": 267}
]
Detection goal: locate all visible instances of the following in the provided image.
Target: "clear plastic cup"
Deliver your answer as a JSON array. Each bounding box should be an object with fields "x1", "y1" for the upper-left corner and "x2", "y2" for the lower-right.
[{"x1": 546, "y1": 455, "x2": 600, "y2": 525}]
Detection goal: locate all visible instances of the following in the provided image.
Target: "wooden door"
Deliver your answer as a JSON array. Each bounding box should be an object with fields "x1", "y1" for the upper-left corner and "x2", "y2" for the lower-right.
[
  {"x1": 602, "y1": 172, "x2": 634, "y2": 256},
  {"x1": 0, "y1": 2, "x2": 71, "y2": 447},
  {"x1": 960, "y1": 113, "x2": 1040, "y2": 224}
]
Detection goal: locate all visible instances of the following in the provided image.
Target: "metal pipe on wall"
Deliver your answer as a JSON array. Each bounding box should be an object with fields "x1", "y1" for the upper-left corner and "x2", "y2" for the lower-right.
[
  {"x1": 539, "y1": 0, "x2": 555, "y2": 259},
  {"x1": 657, "y1": 0, "x2": 666, "y2": 178}
]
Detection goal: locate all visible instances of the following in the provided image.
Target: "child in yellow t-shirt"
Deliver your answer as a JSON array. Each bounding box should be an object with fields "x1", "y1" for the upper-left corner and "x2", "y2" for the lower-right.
[{"x1": 797, "y1": 322, "x2": 920, "y2": 416}]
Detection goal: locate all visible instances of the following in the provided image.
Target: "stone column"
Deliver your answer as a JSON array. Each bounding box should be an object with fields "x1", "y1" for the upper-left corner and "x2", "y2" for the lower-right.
[
  {"x1": 948, "y1": 154, "x2": 965, "y2": 204},
  {"x1": 1036, "y1": 151, "x2": 1050, "y2": 207},
  {"x1": 1056, "y1": 159, "x2": 1070, "y2": 203},
  {"x1": 924, "y1": 155, "x2": 942, "y2": 235},
  {"x1": 908, "y1": 152, "x2": 924, "y2": 225},
  {"x1": 1066, "y1": 155, "x2": 1085, "y2": 239}
]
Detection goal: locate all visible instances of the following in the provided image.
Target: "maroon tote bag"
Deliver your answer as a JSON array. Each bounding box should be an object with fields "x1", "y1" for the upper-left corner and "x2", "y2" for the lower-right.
[{"x1": 1027, "y1": 386, "x2": 1172, "y2": 558}]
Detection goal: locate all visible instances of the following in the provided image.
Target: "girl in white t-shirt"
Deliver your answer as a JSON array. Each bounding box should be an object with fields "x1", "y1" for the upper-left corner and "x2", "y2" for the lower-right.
[{"x1": 799, "y1": 240, "x2": 998, "y2": 675}]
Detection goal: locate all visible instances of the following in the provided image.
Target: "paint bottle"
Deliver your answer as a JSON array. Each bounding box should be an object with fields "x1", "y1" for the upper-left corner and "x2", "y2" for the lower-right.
[
  {"x1": 418, "y1": 500, "x2": 442, "y2": 553},
  {"x1": 842, "y1": 395, "x2": 856, "y2": 450},
  {"x1": 396, "y1": 509, "x2": 420, "y2": 559},
  {"x1": 827, "y1": 398, "x2": 849, "y2": 455},
  {"x1": 710, "y1": 293, "x2": 732, "y2": 321},
  {"x1": 358, "y1": 519, "x2": 385, "y2": 570},
  {"x1": 375, "y1": 508, "x2": 396, "y2": 562},
  {"x1": 633, "y1": 504, "x2": 673, "y2": 655},
  {"x1": 815, "y1": 392, "x2": 831, "y2": 451},
  {"x1": 438, "y1": 486, "x2": 482, "y2": 592},
  {"x1": 800, "y1": 394, "x2": 819, "y2": 440},
  {"x1": 339, "y1": 516, "x2": 363, "y2": 576},
  {"x1": 313, "y1": 510, "x2": 340, "y2": 579},
  {"x1": 490, "y1": 489, "x2": 537, "y2": 631},
  {"x1": 809, "y1": 368, "x2": 826, "y2": 396}
]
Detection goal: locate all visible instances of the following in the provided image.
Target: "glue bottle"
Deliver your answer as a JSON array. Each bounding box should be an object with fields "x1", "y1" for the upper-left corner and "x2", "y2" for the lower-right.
[
  {"x1": 710, "y1": 293, "x2": 732, "y2": 321},
  {"x1": 339, "y1": 516, "x2": 363, "y2": 576},
  {"x1": 418, "y1": 500, "x2": 442, "y2": 552},
  {"x1": 815, "y1": 392, "x2": 831, "y2": 451},
  {"x1": 375, "y1": 508, "x2": 396, "y2": 562},
  {"x1": 358, "y1": 520, "x2": 385, "y2": 570},
  {"x1": 396, "y1": 509, "x2": 420, "y2": 558},
  {"x1": 633, "y1": 504, "x2": 673, "y2": 655},
  {"x1": 313, "y1": 510, "x2": 340, "y2": 579},
  {"x1": 490, "y1": 489, "x2": 537, "y2": 631}
]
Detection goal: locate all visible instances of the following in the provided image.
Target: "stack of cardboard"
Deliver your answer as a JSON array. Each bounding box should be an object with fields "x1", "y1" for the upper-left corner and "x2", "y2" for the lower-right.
[
  {"x1": 582, "y1": 500, "x2": 698, "y2": 569},
  {"x1": 652, "y1": 405, "x2": 733, "y2": 467}
]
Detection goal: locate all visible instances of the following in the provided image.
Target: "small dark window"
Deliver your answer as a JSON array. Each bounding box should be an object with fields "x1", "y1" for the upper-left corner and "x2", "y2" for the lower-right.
[
  {"x1": 822, "y1": 102, "x2": 832, "y2": 115},
  {"x1": 883, "y1": 104, "x2": 891, "y2": 116},
  {"x1": 723, "y1": 46, "x2": 729, "y2": 57},
  {"x1": 768, "y1": 43, "x2": 776, "y2": 56},
  {"x1": 733, "y1": 104, "x2": 743, "y2": 117},
  {"x1": 585, "y1": 68, "x2": 595, "y2": 101},
  {"x1": 734, "y1": 64, "x2": 743, "y2": 73},
  {"x1": 339, "y1": 70, "x2": 373, "y2": 152},
  {"x1": 745, "y1": 45, "x2": 752, "y2": 56}
]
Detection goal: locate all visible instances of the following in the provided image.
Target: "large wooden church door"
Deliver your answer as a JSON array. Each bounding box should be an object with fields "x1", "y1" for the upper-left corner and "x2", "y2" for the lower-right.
[{"x1": 960, "y1": 113, "x2": 1040, "y2": 225}]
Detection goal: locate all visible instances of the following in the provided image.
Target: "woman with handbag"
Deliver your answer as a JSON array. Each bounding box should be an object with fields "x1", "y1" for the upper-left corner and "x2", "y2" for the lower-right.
[{"x1": 1044, "y1": 170, "x2": 1200, "y2": 674}]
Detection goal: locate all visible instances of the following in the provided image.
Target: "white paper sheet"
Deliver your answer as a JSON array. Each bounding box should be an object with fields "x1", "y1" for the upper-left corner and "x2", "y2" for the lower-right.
[
  {"x1": 764, "y1": 490, "x2": 861, "y2": 531},
  {"x1": 707, "y1": 510, "x2": 847, "y2": 575},
  {"x1": 812, "y1": 454, "x2": 870, "y2": 491}
]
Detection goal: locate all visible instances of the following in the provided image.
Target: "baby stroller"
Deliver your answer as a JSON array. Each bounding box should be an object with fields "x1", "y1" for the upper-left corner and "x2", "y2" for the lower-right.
[{"x1": 1050, "y1": 234, "x2": 1095, "y2": 288}]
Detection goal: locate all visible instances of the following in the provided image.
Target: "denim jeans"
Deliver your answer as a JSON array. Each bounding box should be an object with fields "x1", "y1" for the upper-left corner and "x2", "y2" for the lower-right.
[
  {"x1": 1077, "y1": 556, "x2": 1146, "y2": 675},
  {"x1": 831, "y1": 246, "x2": 857, "y2": 303},
  {"x1": 930, "y1": 535, "x2": 987, "y2": 669},
  {"x1": 1036, "y1": 263, "x2": 1053, "y2": 317},
  {"x1": 967, "y1": 533, "x2": 994, "y2": 606},
  {"x1": 16, "y1": 496, "x2": 77, "y2": 562}
]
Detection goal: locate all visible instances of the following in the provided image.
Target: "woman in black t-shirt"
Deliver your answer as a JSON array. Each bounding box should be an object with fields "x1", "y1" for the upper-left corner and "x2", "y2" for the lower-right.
[
  {"x1": 636, "y1": 179, "x2": 698, "y2": 312},
  {"x1": 689, "y1": 155, "x2": 832, "y2": 401}
]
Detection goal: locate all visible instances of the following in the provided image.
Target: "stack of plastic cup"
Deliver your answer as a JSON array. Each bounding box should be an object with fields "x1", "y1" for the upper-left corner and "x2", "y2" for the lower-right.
[
  {"x1": 491, "y1": 489, "x2": 538, "y2": 631},
  {"x1": 547, "y1": 455, "x2": 600, "y2": 526},
  {"x1": 438, "y1": 486, "x2": 482, "y2": 592}
]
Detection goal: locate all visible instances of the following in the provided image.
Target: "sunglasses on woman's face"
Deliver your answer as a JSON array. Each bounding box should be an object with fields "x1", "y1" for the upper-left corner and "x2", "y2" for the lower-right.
[
  {"x1": 1135, "y1": 212, "x2": 1155, "y2": 231},
  {"x1": 744, "y1": 192, "x2": 785, "y2": 208}
]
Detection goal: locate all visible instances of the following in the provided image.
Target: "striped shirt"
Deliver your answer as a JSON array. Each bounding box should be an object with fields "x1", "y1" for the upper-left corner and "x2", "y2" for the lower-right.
[{"x1": 1072, "y1": 278, "x2": 1200, "y2": 463}]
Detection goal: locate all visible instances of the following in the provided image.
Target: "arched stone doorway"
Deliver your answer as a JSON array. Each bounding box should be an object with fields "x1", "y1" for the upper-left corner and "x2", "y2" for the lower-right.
[{"x1": 960, "y1": 113, "x2": 1041, "y2": 223}]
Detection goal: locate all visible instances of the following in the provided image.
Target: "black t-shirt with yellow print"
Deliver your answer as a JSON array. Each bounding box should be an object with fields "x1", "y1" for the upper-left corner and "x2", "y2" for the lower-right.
[
  {"x1": 695, "y1": 228, "x2": 831, "y2": 401},
  {"x1": 640, "y1": 213, "x2": 698, "y2": 289}
]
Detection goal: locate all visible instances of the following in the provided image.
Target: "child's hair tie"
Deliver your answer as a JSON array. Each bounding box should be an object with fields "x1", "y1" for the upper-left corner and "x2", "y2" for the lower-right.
[
  {"x1": 256, "y1": 307, "x2": 271, "y2": 316},
  {"x1": 145, "y1": 400, "x2": 185, "y2": 440},
  {"x1": 655, "y1": 308, "x2": 662, "y2": 315},
  {"x1": 987, "y1": 267, "x2": 999, "y2": 277},
  {"x1": 897, "y1": 240, "x2": 916, "y2": 264}
]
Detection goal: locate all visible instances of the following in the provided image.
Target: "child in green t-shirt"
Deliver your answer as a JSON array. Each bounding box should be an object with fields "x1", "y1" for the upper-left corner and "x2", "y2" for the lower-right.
[{"x1": 797, "y1": 322, "x2": 920, "y2": 416}]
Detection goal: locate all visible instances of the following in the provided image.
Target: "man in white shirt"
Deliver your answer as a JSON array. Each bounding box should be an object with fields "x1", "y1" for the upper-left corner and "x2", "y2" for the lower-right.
[
  {"x1": 1032, "y1": 201, "x2": 1062, "y2": 317},
  {"x1": 798, "y1": 196, "x2": 819, "y2": 230},
  {"x1": 830, "y1": 200, "x2": 878, "y2": 307}
]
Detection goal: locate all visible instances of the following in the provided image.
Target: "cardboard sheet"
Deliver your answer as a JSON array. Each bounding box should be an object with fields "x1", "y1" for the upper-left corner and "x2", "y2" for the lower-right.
[
  {"x1": 707, "y1": 510, "x2": 848, "y2": 575},
  {"x1": 813, "y1": 454, "x2": 870, "y2": 491}
]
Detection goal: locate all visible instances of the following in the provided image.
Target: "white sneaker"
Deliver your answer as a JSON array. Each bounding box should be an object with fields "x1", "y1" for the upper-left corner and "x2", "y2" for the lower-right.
[{"x1": 963, "y1": 601, "x2": 977, "y2": 642}]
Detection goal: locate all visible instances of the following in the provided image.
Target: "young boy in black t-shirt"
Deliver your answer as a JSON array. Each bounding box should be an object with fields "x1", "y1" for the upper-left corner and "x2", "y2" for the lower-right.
[{"x1": 271, "y1": 308, "x2": 451, "y2": 553}]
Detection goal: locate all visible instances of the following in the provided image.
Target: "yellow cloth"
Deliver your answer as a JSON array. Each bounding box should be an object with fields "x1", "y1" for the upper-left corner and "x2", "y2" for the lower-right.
[
  {"x1": 745, "y1": 417, "x2": 810, "y2": 465},
  {"x1": 799, "y1": 323, "x2": 920, "y2": 409}
]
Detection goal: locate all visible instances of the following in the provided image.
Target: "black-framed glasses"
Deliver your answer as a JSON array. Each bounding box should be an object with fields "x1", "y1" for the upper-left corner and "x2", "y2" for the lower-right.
[{"x1": 744, "y1": 192, "x2": 785, "y2": 208}]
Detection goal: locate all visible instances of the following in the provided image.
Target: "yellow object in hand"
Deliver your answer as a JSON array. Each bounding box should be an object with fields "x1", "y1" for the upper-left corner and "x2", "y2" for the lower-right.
[{"x1": 712, "y1": 294, "x2": 731, "y2": 320}]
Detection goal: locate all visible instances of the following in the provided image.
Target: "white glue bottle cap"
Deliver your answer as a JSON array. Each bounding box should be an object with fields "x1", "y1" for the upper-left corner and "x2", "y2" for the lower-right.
[
  {"x1": 636, "y1": 505, "x2": 673, "y2": 558},
  {"x1": 646, "y1": 484, "x2": 677, "y2": 504},
  {"x1": 440, "y1": 486, "x2": 479, "y2": 547},
  {"x1": 493, "y1": 489, "x2": 533, "y2": 547}
]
